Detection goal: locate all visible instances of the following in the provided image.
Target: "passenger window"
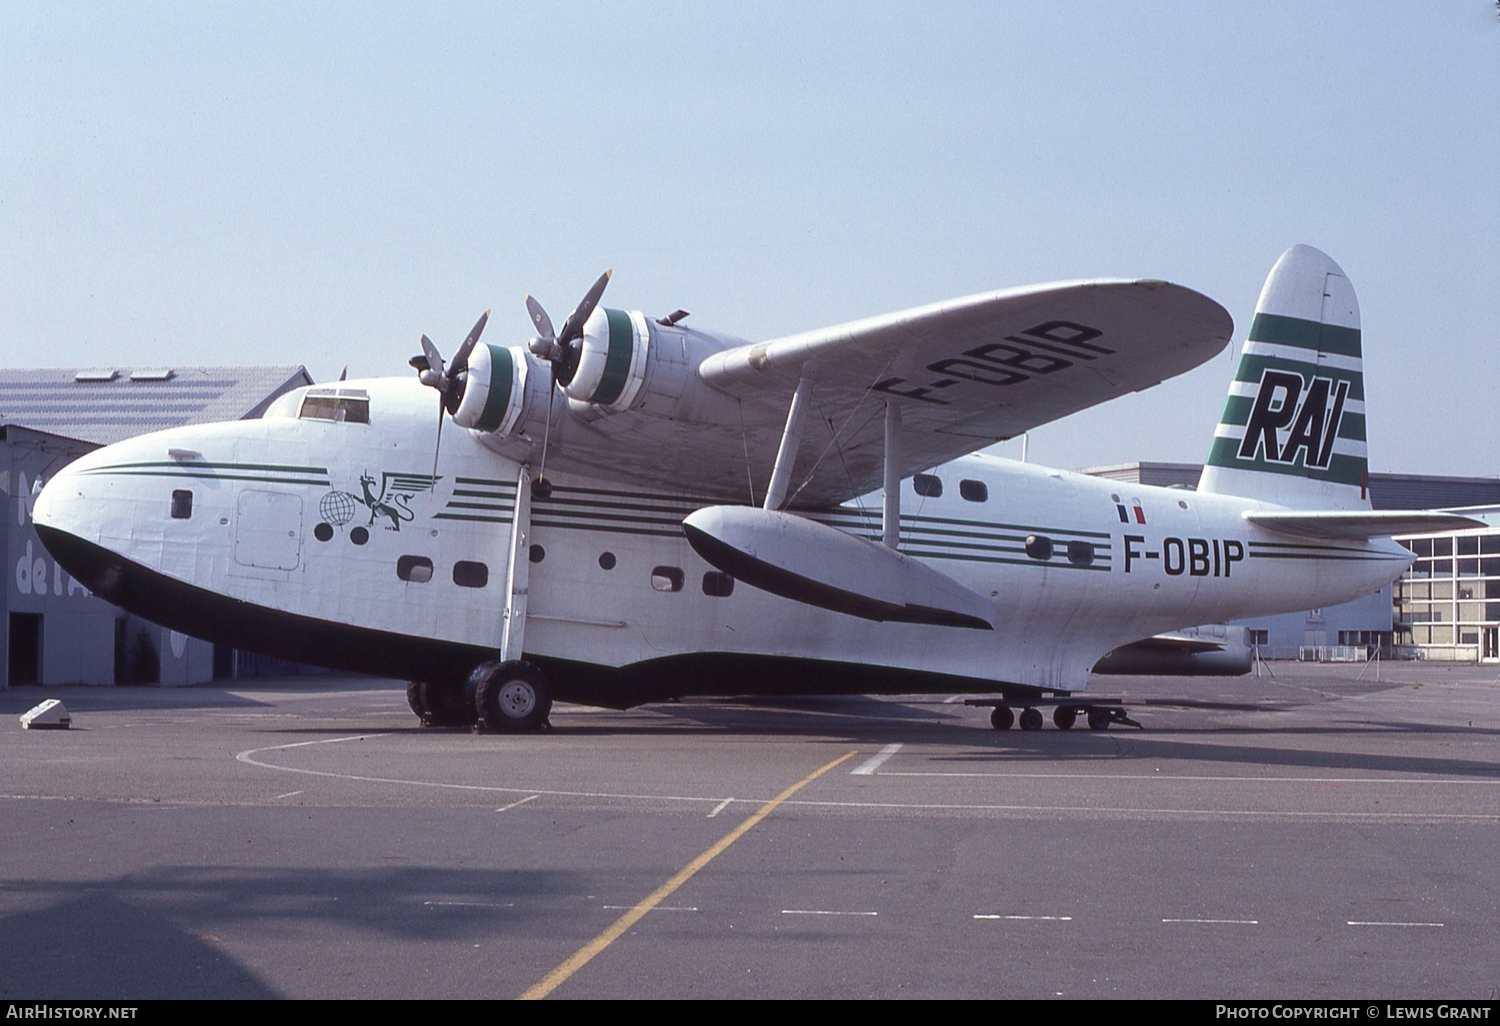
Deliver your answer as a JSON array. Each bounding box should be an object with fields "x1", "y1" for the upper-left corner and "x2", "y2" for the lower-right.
[
  {"x1": 1024, "y1": 534, "x2": 1053, "y2": 561},
  {"x1": 298, "y1": 389, "x2": 370, "y2": 424},
  {"x1": 959, "y1": 479, "x2": 988, "y2": 503},
  {"x1": 170, "y1": 490, "x2": 193, "y2": 519},
  {"x1": 651, "y1": 566, "x2": 684, "y2": 592},
  {"x1": 702, "y1": 572, "x2": 735, "y2": 597},
  {"x1": 453, "y1": 561, "x2": 489, "y2": 588},
  {"x1": 397, "y1": 555, "x2": 434, "y2": 583},
  {"x1": 913, "y1": 473, "x2": 943, "y2": 498},
  {"x1": 1066, "y1": 540, "x2": 1095, "y2": 566}
]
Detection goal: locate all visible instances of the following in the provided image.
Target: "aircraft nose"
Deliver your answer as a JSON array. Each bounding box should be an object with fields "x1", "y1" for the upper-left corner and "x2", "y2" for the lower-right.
[
  {"x1": 31, "y1": 450, "x2": 112, "y2": 546},
  {"x1": 31, "y1": 454, "x2": 88, "y2": 534}
]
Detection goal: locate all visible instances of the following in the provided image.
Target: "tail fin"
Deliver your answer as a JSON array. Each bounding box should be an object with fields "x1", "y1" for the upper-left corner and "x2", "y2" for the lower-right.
[{"x1": 1198, "y1": 245, "x2": 1369, "y2": 510}]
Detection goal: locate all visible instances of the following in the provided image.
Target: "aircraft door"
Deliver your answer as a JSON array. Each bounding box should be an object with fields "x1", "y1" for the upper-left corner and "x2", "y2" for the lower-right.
[{"x1": 234, "y1": 491, "x2": 304, "y2": 571}]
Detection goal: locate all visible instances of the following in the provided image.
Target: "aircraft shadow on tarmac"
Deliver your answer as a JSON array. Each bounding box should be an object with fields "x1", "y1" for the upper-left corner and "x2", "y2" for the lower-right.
[{"x1": 0, "y1": 866, "x2": 606, "y2": 1000}]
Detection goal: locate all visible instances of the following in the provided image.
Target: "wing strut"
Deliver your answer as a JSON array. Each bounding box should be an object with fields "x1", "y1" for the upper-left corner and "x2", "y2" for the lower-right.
[
  {"x1": 883, "y1": 402, "x2": 901, "y2": 549},
  {"x1": 500, "y1": 464, "x2": 533, "y2": 662},
  {"x1": 763, "y1": 373, "x2": 814, "y2": 511}
]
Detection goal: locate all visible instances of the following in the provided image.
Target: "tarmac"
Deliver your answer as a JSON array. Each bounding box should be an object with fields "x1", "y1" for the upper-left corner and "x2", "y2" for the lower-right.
[{"x1": 2, "y1": 661, "x2": 1498, "y2": 999}]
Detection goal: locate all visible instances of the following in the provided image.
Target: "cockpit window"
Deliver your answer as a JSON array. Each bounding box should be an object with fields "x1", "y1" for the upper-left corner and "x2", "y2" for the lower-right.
[{"x1": 299, "y1": 389, "x2": 370, "y2": 424}]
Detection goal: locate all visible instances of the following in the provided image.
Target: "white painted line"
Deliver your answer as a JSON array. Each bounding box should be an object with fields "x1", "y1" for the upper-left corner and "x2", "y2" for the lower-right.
[
  {"x1": 879, "y1": 771, "x2": 1500, "y2": 785},
  {"x1": 707, "y1": 798, "x2": 734, "y2": 818},
  {"x1": 494, "y1": 794, "x2": 538, "y2": 813},
  {"x1": 603, "y1": 905, "x2": 698, "y2": 912},
  {"x1": 233, "y1": 737, "x2": 1500, "y2": 823},
  {"x1": 271, "y1": 791, "x2": 303, "y2": 800},
  {"x1": 782, "y1": 909, "x2": 879, "y2": 916},
  {"x1": 851, "y1": 743, "x2": 903, "y2": 776},
  {"x1": 1347, "y1": 921, "x2": 1444, "y2": 928},
  {"x1": 1163, "y1": 918, "x2": 1258, "y2": 924},
  {"x1": 974, "y1": 914, "x2": 1072, "y2": 921},
  {"x1": 424, "y1": 901, "x2": 516, "y2": 908}
]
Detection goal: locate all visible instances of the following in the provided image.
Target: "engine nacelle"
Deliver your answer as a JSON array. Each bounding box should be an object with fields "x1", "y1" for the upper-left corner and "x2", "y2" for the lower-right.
[
  {"x1": 451, "y1": 343, "x2": 531, "y2": 435},
  {"x1": 562, "y1": 307, "x2": 653, "y2": 411}
]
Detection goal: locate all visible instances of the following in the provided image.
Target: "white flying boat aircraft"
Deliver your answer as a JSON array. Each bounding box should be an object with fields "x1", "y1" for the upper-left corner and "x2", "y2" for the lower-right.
[{"x1": 33, "y1": 246, "x2": 1479, "y2": 732}]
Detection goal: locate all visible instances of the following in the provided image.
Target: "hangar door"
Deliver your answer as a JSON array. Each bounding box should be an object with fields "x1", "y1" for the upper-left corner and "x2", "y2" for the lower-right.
[{"x1": 234, "y1": 491, "x2": 303, "y2": 571}]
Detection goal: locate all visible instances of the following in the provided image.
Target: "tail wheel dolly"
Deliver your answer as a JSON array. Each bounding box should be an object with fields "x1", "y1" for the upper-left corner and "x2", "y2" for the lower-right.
[{"x1": 969, "y1": 696, "x2": 1142, "y2": 731}]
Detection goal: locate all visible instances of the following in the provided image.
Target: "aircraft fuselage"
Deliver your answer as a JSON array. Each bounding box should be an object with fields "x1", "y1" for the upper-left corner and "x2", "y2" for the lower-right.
[{"x1": 33, "y1": 376, "x2": 1411, "y2": 707}]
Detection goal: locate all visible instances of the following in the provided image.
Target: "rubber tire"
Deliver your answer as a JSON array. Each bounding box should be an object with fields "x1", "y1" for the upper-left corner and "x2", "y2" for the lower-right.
[
  {"x1": 1053, "y1": 706, "x2": 1077, "y2": 730},
  {"x1": 1087, "y1": 708, "x2": 1112, "y2": 731},
  {"x1": 470, "y1": 659, "x2": 552, "y2": 733},
  {"x1": 406, "y1": 681, "x2": 427, "y2": 721},
  {"x1": 407, "y1": 680, "x2": 474, "y2": 726},
  {"x1": 990, "y1": 706, "x2": 1014, "y2": 730},
  {"x1": 425, "y1": 680, "x2": 476, "y2": 727},
  {"x1": 1019, "y1": 707, "x2": 1044, "y2": 731}
]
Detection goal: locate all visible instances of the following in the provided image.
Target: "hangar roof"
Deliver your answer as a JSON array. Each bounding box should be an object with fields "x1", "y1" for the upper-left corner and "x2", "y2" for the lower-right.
[{"x1": 0, "y1": 366, "x2": 313, "y2": 447}]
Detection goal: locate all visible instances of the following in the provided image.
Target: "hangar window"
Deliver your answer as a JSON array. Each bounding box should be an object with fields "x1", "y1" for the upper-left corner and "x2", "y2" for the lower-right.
[
  {"x1": 1024, "y1": 534, "x2": 1053, "y2": 561},
  {"x1": 298, "y1": 389, "x2": 370, "y2": 424},
  {"x1": 453, "y1": 561, "x2": 489, "y2": 588},
  {"x1": 913, "y1": 473, "x2": 943, "y2": 498},
  {"x1": 702, "y1": 572, "x2": 735, "y2": 597},
  {"x1": 529, "y1": 545, "x2": 545, "y2": 563},
  {"x1": 397, "y1": 555, "x2": 434, "y2": 583},
  {"x1": 170, "y1": 490, "x2": 193, "y2": 519},
  {"x1": 598, "y1": 552, "x2": 617, "y2": 570},
  {"x1": 959, "y1": 479, "x2": 988, "y2": 503},
  {"x1": 651, "y1": 566, "x2": 684, "y2": 592}
]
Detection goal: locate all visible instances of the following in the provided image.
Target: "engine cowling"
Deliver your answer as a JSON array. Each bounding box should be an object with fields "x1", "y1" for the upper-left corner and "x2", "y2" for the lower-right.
[
  {"x1": 562, "y1": 307, "x2": 653, "y2": 411},
  {"x1": 451, "y1": 343, "x2": 530, "y2": 435}
]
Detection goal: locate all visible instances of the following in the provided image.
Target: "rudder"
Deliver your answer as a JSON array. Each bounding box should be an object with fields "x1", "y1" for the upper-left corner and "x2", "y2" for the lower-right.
[{"x1": 1198, "y1": 245, "x2": 1369, "y2": 510}]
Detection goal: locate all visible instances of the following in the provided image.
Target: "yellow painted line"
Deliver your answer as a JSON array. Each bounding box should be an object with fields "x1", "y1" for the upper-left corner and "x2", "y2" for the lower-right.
[{"x1": 519, "y1": 749, "x2": 857, "y2": 1000}]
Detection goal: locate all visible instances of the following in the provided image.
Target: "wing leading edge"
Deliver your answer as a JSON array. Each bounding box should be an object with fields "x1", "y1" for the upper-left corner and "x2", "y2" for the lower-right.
[{"x1": 698, "y1": 279, "x2": 1233, "y2": 508}]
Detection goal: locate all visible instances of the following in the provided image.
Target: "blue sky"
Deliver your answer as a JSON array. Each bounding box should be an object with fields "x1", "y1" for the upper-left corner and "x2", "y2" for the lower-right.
[{"x1": 3, "y1": 2, "x2": 1496, "y2": 474}]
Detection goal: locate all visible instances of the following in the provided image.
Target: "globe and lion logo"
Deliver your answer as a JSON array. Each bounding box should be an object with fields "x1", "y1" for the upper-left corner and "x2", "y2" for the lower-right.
[{"x1": 316, "y1": 471, "x2": 439, "y2": 535}]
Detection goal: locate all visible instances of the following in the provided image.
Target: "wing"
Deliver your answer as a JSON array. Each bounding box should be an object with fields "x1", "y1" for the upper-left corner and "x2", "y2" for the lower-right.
[
  {"x1": 1244, "y1": 510, "x2": 1487, "y2": 540},
  {"x1": 698, "y1": 278, "x2": 1233, "y2": 507}
]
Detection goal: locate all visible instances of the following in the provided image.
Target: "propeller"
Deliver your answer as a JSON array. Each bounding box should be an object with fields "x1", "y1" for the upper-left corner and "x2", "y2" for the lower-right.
[
  {"x1": 526, "y1": 269, "x2": 611, "y2": 387},
  {"x1": 411, "y1": 309, "x2": 490, "y2": 414},
  {"x1": 524, "y1": 270, "x2": 612, "y2": 495},
  {"x1": 410, "y1": 309, "x2": 490, "y2": 485}
]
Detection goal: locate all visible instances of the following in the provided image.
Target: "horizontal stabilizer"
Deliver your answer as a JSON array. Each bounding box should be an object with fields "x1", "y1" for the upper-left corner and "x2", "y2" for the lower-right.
[
  {"x1": 1243, "y1": 509, "x2": 1486, "y2": 541},
  {"x1": 682, "y1": 506, "x2": 994, "y2": 630}
]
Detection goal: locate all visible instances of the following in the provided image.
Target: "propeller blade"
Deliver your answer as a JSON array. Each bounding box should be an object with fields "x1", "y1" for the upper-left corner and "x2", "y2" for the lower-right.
[
  {"x1": 430, "y1": 390, "x2": 445, "y2": 488},
  {"x1": 448, "y1": 309, "x2": 490, "y2": 379},
  {"x1": 555, "y1": 269, "x2": 612, "y2": 346},
  {"x1": 419, "y1": 335, "x2": 446, "y2": 380},
  {"x1": 525, "y1": 295, "x2": 555, "y2": 342}
]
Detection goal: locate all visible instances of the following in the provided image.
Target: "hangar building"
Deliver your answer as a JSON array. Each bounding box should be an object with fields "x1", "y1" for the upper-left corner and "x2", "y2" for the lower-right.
[{"x1": 4, "y1": 366, "x2": 312, "y2": 687}]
